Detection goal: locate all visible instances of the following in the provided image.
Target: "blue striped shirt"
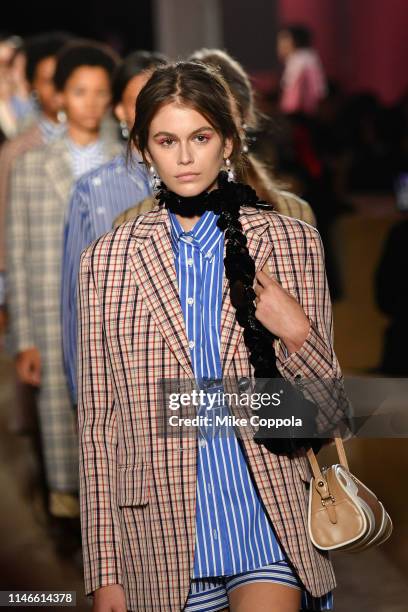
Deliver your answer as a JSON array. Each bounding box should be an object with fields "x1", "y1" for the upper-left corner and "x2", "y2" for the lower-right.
[
  {"x1": 169, "y1": 209, "x2": 288, "y2": 577},
  {"x1": 65, "y1": 137, "x2": 106, "y2": 179},
  {"x1": 169, "y1": 209, "x2": 333, "y2": 608},
  {"x1": 61, "y1": 152, "x2": 151, "y2": 402}
]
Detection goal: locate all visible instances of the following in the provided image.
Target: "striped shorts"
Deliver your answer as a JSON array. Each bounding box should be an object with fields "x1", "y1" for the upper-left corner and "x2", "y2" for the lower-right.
[{"x1": 183, "y1": 559, "x2": 333, "y2": 612}]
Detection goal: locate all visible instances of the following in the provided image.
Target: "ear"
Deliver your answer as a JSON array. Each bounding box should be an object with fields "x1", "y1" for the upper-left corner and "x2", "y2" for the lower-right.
[
  {"x1": 144, "y1": 148, "x2": 153, "y2": 166},
  {"x1": 114, "y1": 103, "x2": 126, "y2": 123},
  {"x1": 223, "y1": 137, "x2": 234, "y2": 160},
  {"x1": 54, "y1": 91, "x2": 65, "y2": 111}
]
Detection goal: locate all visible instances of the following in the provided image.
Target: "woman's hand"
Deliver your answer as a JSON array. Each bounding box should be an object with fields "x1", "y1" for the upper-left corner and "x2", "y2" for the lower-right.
[
  {"x1": 92, "y1": 584, "x2": 127, "y2": 612},
  {"x1": 15, "y1": 347, "x2": 41, "y2": 386},
  {"x1": 254, "y1": 269, "x2": 310, "y2": 355}
]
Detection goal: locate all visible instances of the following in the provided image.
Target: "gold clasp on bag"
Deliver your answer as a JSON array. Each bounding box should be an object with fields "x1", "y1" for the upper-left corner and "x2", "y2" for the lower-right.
[{"x1": 321, "y1": 495, "x2": 336, "y2": 506}]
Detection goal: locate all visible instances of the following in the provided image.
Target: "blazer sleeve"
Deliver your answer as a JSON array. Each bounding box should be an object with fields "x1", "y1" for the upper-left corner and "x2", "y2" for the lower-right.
[
  {"x1": 61, "y1": 182, "x2": 93, "y2": 404},
  {"x1": 5, "y1": 157, "x2": 34, "y2": 353},
  {"x1": 77, "y1": 249, "x2": 123, "y2": 595},
  {"x1": 274, "y1": 226, "x2": 349, "y2": 432}
]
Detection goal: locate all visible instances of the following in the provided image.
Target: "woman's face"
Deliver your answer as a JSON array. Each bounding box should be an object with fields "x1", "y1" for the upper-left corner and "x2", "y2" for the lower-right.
[
  {"x1": 115, "y1": 71, "x2": 151, "y2": 130},
  {"x1": 59, "y1": 66, "x2": 111, "y2": 134},
  {"x1": 146, "y1": 101, "x2": 233, "y2": 196}
]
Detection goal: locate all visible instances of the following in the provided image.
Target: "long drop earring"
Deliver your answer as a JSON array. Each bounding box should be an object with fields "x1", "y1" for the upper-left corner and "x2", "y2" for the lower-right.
[
  {"x1": 149, "y1": 165, "x2": 162, "y2": 192},
  {"x1": 225, "y1": 158, "x2": 235, "y2": 182},
  {"x1": 57, "y1": 109, "x2": 67, "y2": 124},
  {"x1": 119, "y1": 120, "x2": 129, "y2": 140}
]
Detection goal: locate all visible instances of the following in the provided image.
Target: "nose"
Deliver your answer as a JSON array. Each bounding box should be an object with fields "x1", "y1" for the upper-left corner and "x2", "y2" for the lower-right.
[{"x1": 178, "y1": 140, "x2": 193, "y2": 166}]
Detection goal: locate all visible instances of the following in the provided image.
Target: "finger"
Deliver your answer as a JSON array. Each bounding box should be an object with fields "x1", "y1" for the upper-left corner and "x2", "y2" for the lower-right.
[
  {"x1": 255, "y1": 269, "x2": 275, "y2": 287},
  {"x1": 254, "y1": 282, "x2": 262, "y2": 297}
]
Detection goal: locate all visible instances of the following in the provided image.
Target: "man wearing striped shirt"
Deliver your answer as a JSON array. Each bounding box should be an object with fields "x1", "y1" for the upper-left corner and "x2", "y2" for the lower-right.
[{"x1": 61, "y1": 51, "x2": 167, "y2": 403}]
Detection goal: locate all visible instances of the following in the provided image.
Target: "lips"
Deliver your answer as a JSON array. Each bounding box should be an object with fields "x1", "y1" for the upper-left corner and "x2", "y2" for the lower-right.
[{"x1": 175, "y1": 173, "x2": 200, "y2": 182}]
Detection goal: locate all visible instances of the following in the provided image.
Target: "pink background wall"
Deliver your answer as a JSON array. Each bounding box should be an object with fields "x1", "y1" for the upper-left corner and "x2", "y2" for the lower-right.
[{"x1": 278, "y1": 0, "x2": 408, "y2": 104}]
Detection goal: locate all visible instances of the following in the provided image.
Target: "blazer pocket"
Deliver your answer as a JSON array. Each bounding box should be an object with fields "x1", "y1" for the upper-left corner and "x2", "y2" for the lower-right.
[{"x1": 117, "y1": 463, "x2": 151, "y2": 507}]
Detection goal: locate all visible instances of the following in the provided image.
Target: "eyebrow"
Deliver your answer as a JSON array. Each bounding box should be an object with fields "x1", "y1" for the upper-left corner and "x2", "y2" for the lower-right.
[{"x1": 152, "y1": 126, "x2": 215, "y2": 138}]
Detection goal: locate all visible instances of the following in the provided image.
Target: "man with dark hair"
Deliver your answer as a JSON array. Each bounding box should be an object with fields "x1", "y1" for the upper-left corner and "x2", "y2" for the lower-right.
[
  {"x1": 61, "y1": 50, "x2": 167, "y2": 403},
  {"x1": 5, "y1": 39, "x2": 121, "y2": 522},
  {"x1": 53, "y1": 39, "x2": 118, "y2": 92}
]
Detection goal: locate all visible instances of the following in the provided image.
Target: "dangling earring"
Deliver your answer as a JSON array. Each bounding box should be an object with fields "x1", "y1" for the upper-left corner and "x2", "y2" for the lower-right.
[
  {"x1": 57, "y1": 109, "x2": 67, "y2": 124},
  {"x1": 149, "y1": 165, "x2": 162, "y2": 192},
  {"x1": 119, "y1": 120, "x2": 129, "y2": 140},
  {"x1": 241, "y1": 122, "x2": 249, "y2": 154},
  {"x1": 224, "y1": 158, "x2": 235, "y2": 182}
]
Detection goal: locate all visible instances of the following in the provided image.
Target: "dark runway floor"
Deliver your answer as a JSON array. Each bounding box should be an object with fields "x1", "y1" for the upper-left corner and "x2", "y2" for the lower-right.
[{"x1": 0, "y1": 195, "x2": 407, "y2": 611}]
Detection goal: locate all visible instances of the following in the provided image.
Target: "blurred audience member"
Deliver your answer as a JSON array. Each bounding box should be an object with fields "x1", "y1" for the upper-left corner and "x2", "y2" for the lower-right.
[
  {"x1": 8, "y1": 41, "x2": 36, "y2": 130},
  {"x1": 61, "y1": 50, "x2": 167, "y2": 403},
  {"x1": 375, "y1": 214, "x2": 408, "y2": 376},
  {"x1": 0, "y1": 34, "x2": 25, "y2": 138},
  {"x1": 277, "y1": 24, "x2": 327, "y2": 116},
  {"x1": 5, "y1": 40, "x2": 120, "y2": 524}
]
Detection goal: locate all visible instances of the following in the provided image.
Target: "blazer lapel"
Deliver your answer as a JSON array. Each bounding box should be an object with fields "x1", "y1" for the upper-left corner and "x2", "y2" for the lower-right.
[
  {"x1": 220, "y1": 210, "x2": 274, "y2": 374},
  {"x1": 44, "y1": 138, "x2": 74, "y2": 204},
  {"x1": 127, "y1": 209, "x2": 195, "y2": 379}
]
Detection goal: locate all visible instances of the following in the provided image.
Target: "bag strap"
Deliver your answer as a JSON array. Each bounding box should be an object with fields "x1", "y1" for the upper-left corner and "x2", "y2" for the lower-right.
[
  {"x1": 306, "y1": 436, "x2": 348, "y2": 525},
  {"x1": 306, "y1": 432, "x2": 350, "y2": 478}
]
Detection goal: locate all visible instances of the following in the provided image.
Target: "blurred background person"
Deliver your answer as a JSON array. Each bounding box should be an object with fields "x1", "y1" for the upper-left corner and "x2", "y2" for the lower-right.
[
  {"x1": 5, "y1": 40, "x2": 119, "y2": 546},
  {"x1": 0, "y1": 34, "x2": 35, "y2": 139},
  {"x1": 0, "y1": 32, "x2": 72, "y2": 342},
  {"x1": 0, "y1": 33, "x2": 24, "y2": 140},
  {"x1": 61, "y1": 50, "x2": 167, "y2": 405},
  {"x1": 277, "y1": 24, "x2": 327, "y2": 117},
  {"x1": 374, "y1": 208, "x2": 408, "y2": 377}
]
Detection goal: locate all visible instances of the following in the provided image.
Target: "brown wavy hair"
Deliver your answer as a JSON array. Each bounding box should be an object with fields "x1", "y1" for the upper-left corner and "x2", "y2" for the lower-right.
[
  {"x1": 189, "y1": 48, "x2": 282, "y2": 205},
  {"x1": 128, "y1": 60, "x2": 245, "y2": 175}
]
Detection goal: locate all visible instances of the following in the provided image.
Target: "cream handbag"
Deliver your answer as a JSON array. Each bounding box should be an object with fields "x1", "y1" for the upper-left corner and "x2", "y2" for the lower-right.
[{"x1": 307, "y1": 438, "x2": 393, "y2": 552}]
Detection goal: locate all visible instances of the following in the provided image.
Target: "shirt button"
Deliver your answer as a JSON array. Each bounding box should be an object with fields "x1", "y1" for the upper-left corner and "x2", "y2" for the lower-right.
[
  {"x1": 199, "y1": 439, "x2": 207, "y2": 447},
  {"x1": 207, "y1": 482, "x2": 212, "y2": 494},
  {"x1": 184, "y1": 235, "x2": 193, "y2": 243},
  {"x1": 189, "y1": 340, "x2": 195, "y2": 349},
  {"x1": 187, "y1": 258, "x2": 194, "y2": 266},
  {"x1": 206, "y1": 251, "x2": 212, "y2": 258},
  {"x1": 92, "y1": 176, "x2": 102, "y2": 186},
  {"x1": 213, "y1": 529, "x2": 218, "y2": 540},
  {"x1": 187, "y1": 297, "x2": 194, "y2": 306}
]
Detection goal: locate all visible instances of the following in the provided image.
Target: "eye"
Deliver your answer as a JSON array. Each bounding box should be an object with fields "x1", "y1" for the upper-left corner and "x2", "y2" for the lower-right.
[
  {"x1": 194, "y1": 133, "x2": 211, "y2": 143},
  {"x1": 158, "y1": 137, "x2": 175, "y2": 147}
]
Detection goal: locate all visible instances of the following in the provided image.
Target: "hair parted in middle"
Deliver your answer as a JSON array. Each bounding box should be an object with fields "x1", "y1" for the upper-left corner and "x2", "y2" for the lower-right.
[{"x1": 128, "y1": 60, "x2": 246, "y2": 175}]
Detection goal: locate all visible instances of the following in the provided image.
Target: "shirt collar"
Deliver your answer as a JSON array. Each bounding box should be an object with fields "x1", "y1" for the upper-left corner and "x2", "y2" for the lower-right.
[
  {"x1": 38, "y1": 115, "x2": 66, "y2": 142},
  {"x1": 168, "y1": 209, "x2": 223, "y2": 258}
]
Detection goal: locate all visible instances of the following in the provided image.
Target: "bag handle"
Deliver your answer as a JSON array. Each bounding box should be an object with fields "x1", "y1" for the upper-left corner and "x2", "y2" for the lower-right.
[
  {"x1": 306, "y1": 434, "x2": 350, "y2": 481},
  {"x1": 306, "y1": 434, "x2": 348, "y2": 525}
]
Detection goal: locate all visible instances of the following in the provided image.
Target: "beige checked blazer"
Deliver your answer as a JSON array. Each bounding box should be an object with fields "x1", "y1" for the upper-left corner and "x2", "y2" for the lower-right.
[
  {"x1": 6, "y1": 135, "x2": 121, "y2": 492},
  {"x1": 0, "y1": 123, "x2": 44, "y2": 272},
  {"x1": 77, "y1": 205, "x2": 343, "y2": 611}
]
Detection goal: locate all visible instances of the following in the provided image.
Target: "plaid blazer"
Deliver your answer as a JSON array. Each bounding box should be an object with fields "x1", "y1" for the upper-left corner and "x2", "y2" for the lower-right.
[
  {"x1": 6, "y1": 135, "x2": 121, "y2": 492},
  {"x1": 77, "y1": 205, "x2": 343, "y2": 611},
  {"x1": 0, "y1": 123, "x2": 44, "y2": 272}
]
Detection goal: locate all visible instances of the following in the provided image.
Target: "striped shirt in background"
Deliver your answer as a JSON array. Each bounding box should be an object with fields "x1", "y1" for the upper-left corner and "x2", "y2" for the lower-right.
[
  {"x1": 38, "y1": 116, "x2": 66, "y2": 143},
  {"x1": 61, "y1": 151, "x2": 151, "y2": 402},
  {"x1": 65, "y1": 137, "x2": 106, "y2": 179},
  {"x1": 169, "y1": 209, "x2": 333, "y2": 610}
]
